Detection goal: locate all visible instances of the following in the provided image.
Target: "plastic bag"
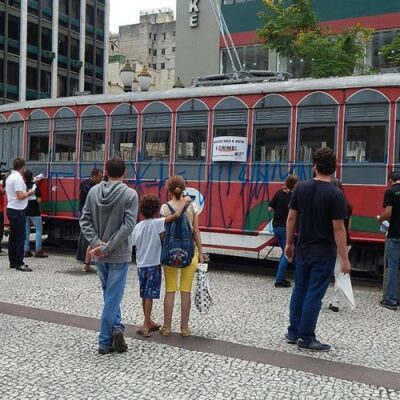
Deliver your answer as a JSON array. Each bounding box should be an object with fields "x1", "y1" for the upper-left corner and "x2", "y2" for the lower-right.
[
  {"x1": 194, "y1": 263, "x2": 213, "y2": 314},
  {"x1": 335, "y1": 273, "x2": 356, "y2": 310},
  {"x1": 265, "y1": 219, "x2": 274, "y2": 235}
]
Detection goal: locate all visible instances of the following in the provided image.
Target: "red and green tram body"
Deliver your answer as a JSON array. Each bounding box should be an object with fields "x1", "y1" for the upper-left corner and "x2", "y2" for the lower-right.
[{"x1": 1, "y1": 74, "x2": 399, "y2": 272}]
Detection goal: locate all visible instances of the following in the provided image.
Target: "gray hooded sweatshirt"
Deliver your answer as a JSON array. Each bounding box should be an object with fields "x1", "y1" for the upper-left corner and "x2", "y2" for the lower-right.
[{"x1": 80, "y1": 180, "x2": 138, "y2": 264}]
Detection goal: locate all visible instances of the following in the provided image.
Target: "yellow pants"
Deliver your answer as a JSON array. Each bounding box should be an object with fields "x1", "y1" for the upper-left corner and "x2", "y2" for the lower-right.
[{"x1": 163, "y1": 252, "x2": 198, "y2": 293}]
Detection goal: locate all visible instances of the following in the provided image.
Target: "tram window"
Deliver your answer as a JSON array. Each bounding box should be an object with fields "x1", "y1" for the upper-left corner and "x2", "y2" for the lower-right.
[
  {"x1": 176, "y1": 128, "x2": 207, "y2": 161},
  {"x1": 215, "y1": 127, "x2": 246, "y2": 137},
  {"x1": 28, "y1": 134, "x2": 49, "y2": 161},
  {"x1": 143, "y1": 130, "x2": 170, "y2": 161},
  {"x1": 254, "y1": 127, "x2": 289, "y2": 162},
  {"x1": 110, "y1": 131, "x2": 136, "y2": 160},
  {"x1": 344, "y1": 125, "x2": 386, "y2": 163},
  {"x1": 81, "y1": 131, "x2": 105, "y2": 161},
  {"x1": 54, "y1": 133, "x2": 76, "y2": 162},
  {"x1": 297, "y1": 126, "x2": 335, "y2": 162}
]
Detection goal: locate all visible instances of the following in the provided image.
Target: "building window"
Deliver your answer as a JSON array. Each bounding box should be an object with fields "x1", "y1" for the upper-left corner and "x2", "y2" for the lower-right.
[
  {"x1": 8, "y1": 14, "x2": 20, "y2": 55},
  {"x1": 148, "y1": 48, "x2": 152, "y2": 55},
  {"x1": 40, "y1": 70, "x2": 51, "y2": 97},
  {"x1": 254, "y1": 127, "x2": 289, "y2": 162},
  {"x1": 344, "y1": 125, "x2": 386, "y2": 163},
  {"x1": 143, "y1": 130, "x2": 170, "y2": 161},
  {"x1": 111, "y1": 131, "x2": 136, "y2": 160},
  {"x1": 176, "y1": 129, "x2": 207, "y2": 161},
  {"x1": 221, "y1": 45, "x2": 268, "y2": 75},
  {"x1": 81, "y1": 131, "x2": 105, "y2": 161},
  {"x1": 297, "y1": 126, "x2": 335, "y2": 162},
  {"x1": 71, "y1": 0, "x2": 80, "y2": 19},
  {"x1": 161, "y1": 48, "x2": 166, "y2": 55},
  {"x1": 372, "y1": 30, "x2": 400, "y2": 70},
  {"x1": 162, "y1": 32, "x2": 166, "y2": 40},
  {"x1": 153, "y1": 49, "x2": 157, "y2": 56},
  {"x1": 54, "y1": 133, "x2": 76, "y2": 161},
  {"x1": 27, "y1": 22, "x2": 39, "y2": 60},
  {"x1": 153, "y1": 34, "x2": 157, "y2": 41},
  {"x1": 149, "y1": 32, "x2": 152, "y2": 40},
  {"x1": 27, "y1": 67, "x2": 38, "y2": 92},
  {"x1": 71, "y1": 38, "x2": 80, "y2": 60},
  {"x1": 172, "y1": 31, "x2": 176, "y2": 37},
  {"x1": 58, "y1": 75, "x2": 67, "y2": 97},
  {"x1": 7, "y1": 61, "x2": 19, "y2": 86},
  {"x1": 96, "y1": 9, "x2": 105, "y2": 30},
  {"x1": 28, "y1": 134, "x2": 49, "y2": 161},
  {"x1": 172, "y1": 47, "x2": 176, "y2": 53},
  {"x1": 161, "y1": 63, "x2": 165, "y2": 70},
  {"x1": 41, "y1": 27, "x2": 52, "y2": 51},
  {"x1": 152, "y1": 64, "x2": 157, "y2": 70},
  {"x1": 70, "y1": 78, "x2": 79, "y2": 96},
  {"x1": 86, "y1": 4, "x2": 94, "y2": 25},
  {"x1": 58, "y1": 33, "x2": 68, "y2": 57}
]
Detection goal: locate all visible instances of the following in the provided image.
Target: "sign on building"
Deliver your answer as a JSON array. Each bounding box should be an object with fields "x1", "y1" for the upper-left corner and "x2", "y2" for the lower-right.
[
  {"x1": 212, "y1": 136, "x2": 247, "y2": 162},
  {"x1": 189, "y1": 0, "x2": 199, "y2": 27}
]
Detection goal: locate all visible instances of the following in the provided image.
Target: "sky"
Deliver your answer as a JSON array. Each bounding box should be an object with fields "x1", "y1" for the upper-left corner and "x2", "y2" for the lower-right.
[{"x1": 109, "y1": 0, "x2": 177, "y2": 33}]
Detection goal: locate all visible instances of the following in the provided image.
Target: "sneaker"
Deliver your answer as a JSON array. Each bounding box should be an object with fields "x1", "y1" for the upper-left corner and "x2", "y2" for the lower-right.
[
  {"x1": 297, "y1": 339, "x2": 331, "y2": 352},
  {"x1": 112, "y1": 330, "x2": 128, "y2": 353},
  {"x1": 275, "y1": 280, "x2": 291, "y2": 288},
  {"x1": 82, "y1": 264, "x2": 96, "y2": 273},
  {"x1": 98, "y1": 347, "x2": 115, "y2": 355},
  {"x1": 34, "y1": 249, "x2": 48, "y2": 258},
  {"x1": 16, "y1": 264, "x2": 33, "y2": 272},
  {"x1": 328, "y1": 303, "x2": 339, "y2": 312},
  {"x1": 24, "y1": 251, "x2": 33, "y2": 257},
  {"x1": 379, "y1": 300, "x2": 397, "y2": 311},
  {"x1": 285, "y1": 333, "x2": 297, "y2": 344}
]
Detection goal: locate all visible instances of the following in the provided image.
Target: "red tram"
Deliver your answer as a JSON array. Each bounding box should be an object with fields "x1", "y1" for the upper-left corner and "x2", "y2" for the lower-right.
[{"x1": 1, "y1": 74, "x2": 399, "y2": 272}]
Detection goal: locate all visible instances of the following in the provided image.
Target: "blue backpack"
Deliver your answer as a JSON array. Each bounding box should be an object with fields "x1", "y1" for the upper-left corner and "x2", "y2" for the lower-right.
[{"x1": 161, "y1": 203, "x2": 195, "y2": 268}]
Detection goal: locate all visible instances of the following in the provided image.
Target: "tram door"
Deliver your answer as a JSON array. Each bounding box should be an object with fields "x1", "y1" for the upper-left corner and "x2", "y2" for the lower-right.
[{"x1": 0, "y1": 123, "x2": 23, "y2": 169}]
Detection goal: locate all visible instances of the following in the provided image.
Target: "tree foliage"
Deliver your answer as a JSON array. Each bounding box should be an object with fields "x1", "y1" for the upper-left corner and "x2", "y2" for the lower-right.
[
  {"x1": 257, "y1": 0, "x2": 373, "y2": 78},
  {"x1": 382, "y1": 35, "x2": 400, "y2": 67}
]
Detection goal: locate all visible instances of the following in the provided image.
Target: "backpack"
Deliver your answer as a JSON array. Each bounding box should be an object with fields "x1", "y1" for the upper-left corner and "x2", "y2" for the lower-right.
[{"x1": 161, "y1": 203, "x2": 195, "y2": 268}]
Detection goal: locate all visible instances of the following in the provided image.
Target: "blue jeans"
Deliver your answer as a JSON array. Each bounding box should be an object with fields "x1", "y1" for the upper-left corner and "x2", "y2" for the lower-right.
[
  {"x1": 274, "y1": 226, "x2": 289, "y2": 282},
  {"x1": 288, "y1": 256, "x2": 335, "y2": 344},
  {"x1": 25, "y1": 216, "x2": 43, "y2": 252},
  {"x1": 385, "y1": 238, "x2": 400, "y2": 305},
  {"x1": 96, "y1": 262, "x2": 129, "y2": 349}
]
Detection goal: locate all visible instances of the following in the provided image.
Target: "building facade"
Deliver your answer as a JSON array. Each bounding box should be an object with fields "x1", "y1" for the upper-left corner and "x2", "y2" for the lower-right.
[
  {"x1": 109, "y1": 8, "x2": 176, "y2": 91},
  {"x1": 175, "y1": 0, "x2": 400, "y2": 83},
  {"x1": 0, "y1": 0, "x2": 109, "y2": 104}
]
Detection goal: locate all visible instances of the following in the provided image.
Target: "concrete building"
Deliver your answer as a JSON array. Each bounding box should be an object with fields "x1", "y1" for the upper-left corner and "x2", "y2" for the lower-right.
[
  {"x1": 109, "y1": 8, "x2": 176, "y2": 91},
  {"x1": 0, "y1": 0, "x2": 109, "y2": 104},
  {"x1": 175, "y1": 0, "x2": 400, "y2": 83}
]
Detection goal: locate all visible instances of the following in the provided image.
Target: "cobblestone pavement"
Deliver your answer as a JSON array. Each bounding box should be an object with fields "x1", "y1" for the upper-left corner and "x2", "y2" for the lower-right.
[
  {"x1": 1, "y1": 250, "x2": 400, "y2": 399},
  {"x1": 1, "y1": 313, "x2": 400, "y2": 400}
]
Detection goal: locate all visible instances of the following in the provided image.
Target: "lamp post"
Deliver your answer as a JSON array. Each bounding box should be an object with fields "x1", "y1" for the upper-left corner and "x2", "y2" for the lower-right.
[
  {"x1": 119, "y1": 61, "x2": 135, "y2": 92},
  {"x1": 137, "y1": 67, "x2": 152, "y2": 92}
]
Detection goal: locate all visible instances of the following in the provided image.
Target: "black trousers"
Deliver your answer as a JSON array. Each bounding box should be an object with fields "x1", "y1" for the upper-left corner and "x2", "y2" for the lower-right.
[
  {"x1": 7, "y1": 208, "x2": 26, "y2": 266},
  {"x1": 0, "y1": 212, "x2": 4, "y2": 249}
]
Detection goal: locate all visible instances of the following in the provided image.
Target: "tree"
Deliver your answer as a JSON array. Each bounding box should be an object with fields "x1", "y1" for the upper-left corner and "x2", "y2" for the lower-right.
[
  {"x1": 382, "y1": 35, "x2": 400, "y2": 67},
  {"x1": 257, "y1": 0, "x2": 373, "y2": 78}
]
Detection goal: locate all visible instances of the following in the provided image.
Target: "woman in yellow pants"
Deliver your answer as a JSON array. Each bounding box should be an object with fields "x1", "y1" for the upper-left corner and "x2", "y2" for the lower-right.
[{"x1": 160, "y1": 176, "x2": 204, "y2": 337}]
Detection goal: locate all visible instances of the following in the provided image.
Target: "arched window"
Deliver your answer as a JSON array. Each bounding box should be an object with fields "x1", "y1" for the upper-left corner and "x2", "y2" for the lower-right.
[
  {"x1": 81, "y1": 106, "x2": 106, "y2": 162},
  {"x1": 27, "y1": 110, "x2": 50, "y2": 162},
  {"x1": 214, "y1": 97, "x2": 247, "y2": 137},
  {"x1": 53, "y1": 108, "x2": 77, "y2": 162}
]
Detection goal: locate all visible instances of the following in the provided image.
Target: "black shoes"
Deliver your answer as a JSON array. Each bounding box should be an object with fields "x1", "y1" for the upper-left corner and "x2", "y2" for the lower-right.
[
  {"x1": 297, "y1": 339, "x2": 331, "y2": 352},
  {"x1": 328, "y1": 303, "x2": 339, "y2": 312},
  {"x1": 112, "y1": 330, "x2": 128, "y2": 353},
  {"x1": 98, "y1": 347, "x2": 115, "y2": 355},
  {"x1": 24, "y1": 251, "x2": 33, "y2": 257},
  {"x1": 275, "y1": 279, "x2": 291, "y2": 288},
  {"x1": 16, "y1": 264, "x2": 33, "y2": 272},
  {"x1": 284, "y1": 333, "x2": 297, "y2": 344},
  {"x1": 379, "y1": 300, "x2": 397, "y2": 311}
]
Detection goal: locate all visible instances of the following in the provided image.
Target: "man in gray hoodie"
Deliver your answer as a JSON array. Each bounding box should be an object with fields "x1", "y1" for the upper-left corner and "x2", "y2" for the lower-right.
[{"x1": 80, "y1": 157, "x2": 138, "y2": 355}]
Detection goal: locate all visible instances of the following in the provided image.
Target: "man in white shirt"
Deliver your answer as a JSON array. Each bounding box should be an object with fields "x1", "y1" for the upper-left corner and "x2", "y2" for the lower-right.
[{"x1": 5, "y1": 158, "x2": 36, "y2": 271}]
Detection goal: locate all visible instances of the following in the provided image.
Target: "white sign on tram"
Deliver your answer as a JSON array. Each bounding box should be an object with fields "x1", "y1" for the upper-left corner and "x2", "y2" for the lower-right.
[{"x1": 212, "y1": 136, "x2": 247, "y2": 162}]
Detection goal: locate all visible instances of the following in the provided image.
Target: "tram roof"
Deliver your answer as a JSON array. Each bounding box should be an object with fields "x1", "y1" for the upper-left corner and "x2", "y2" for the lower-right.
[{"x1": 1, "y1": 74, "x2": 400, "y2": 113}]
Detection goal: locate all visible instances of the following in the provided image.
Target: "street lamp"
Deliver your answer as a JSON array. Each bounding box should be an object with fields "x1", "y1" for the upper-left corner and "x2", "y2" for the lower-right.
[
  {"x1": 137, "y1": 67, "x2": 152, "y2": 92},
  {"x1": 119, "y1": 61, "x2": 135, "y2": 92}
]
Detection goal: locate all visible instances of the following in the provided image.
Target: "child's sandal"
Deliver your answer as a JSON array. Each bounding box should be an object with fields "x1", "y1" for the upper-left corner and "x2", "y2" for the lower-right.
[
  {"x1": 159, "y1": 326, "x2": 171, "y2": 337},
  {"x1": 180, "y1": 327, "x2": 191, "y2": 337}
]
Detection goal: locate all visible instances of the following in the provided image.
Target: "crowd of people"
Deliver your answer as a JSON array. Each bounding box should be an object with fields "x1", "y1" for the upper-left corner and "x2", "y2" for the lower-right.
[{"x1": 1, "y1": 147, "x2": 398, "y2": 355}]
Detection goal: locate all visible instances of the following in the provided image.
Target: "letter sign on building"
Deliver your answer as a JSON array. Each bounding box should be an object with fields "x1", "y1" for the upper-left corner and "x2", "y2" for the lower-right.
[{"x1": 189, "y1": 0, "x2": 199, "y2": 27}]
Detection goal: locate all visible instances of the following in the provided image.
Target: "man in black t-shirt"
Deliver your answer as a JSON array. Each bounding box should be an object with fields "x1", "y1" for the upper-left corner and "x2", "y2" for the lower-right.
[
  {"x1": 285, "y1": 148, "x2": 351, "y2": 352},
  {"x1": 377, "y1": 171, "x2": 400, "y2": 310},
  {"x1": 76, "y1": 168, "x2": 103, "y2": 271}
]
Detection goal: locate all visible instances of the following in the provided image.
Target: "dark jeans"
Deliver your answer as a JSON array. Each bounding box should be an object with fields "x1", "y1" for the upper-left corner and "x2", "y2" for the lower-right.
[
  {"x1": 76, "y1": 230, "x2": 89, "y2": 262},
  {"x1": 0, "y1": 211, "x2": 4, "y2": 249},
  {"x1": 288, "y1": 256, "x2": 336, "y2": 344},
  {"x1": 7, "y1": 208, "x2": 27, "y2": 266}
]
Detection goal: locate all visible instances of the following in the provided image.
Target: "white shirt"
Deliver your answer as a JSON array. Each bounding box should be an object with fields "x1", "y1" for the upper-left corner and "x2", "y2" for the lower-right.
[
  {"x1": 132, "y1": 218, "x2": 165, "y2": 268},
  {"x1": 6, "y1": 170, "x2": 28, "y2": 210}
]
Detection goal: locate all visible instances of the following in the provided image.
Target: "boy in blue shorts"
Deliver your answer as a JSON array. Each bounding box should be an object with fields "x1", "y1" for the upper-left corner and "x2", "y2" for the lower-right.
[{"x1": 132, "y1": 194, "x2": 190, "y2": 337}]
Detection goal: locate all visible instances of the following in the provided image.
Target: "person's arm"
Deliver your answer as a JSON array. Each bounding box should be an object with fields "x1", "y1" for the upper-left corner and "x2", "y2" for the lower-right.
[
  {"x1": 192, "y1": 212, "x2": 204, "y2": 263},
  {"x1": 79, "y1": 191, "x2": 102, "y2": 248},
  {"x1": 16, "y1": 187, "x2": 35, "y2": 200},
  {"x1": 101, "y1": 189, "x2": 138, "y2": 254},
  {"x1": 284, "y1": 208, "x2": 297, "y2": 262},
  {"x1": 164, "y1": 198, "x2": 192, "y2": 224},
  {"x1": 333, "y1": 219, "x2": 351, "y2": 274}
]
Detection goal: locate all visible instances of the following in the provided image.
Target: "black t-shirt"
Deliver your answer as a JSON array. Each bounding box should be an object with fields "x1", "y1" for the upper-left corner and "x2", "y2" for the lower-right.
[
  {"x1": 269, "y1": 189, "x2": 292, "y2": 228},
  {"x1": 383, "y1": 183, "x2": 400, "y2": 238},
  {"x1": 79, "y1": 178, "x2": 96, "y2": 212},
  {"x1": 289, "y1": 179, "x2": 346, "y2": 258},
  {"x1": 26, "y1": 181, "x2": 41, "y2": 217}
]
